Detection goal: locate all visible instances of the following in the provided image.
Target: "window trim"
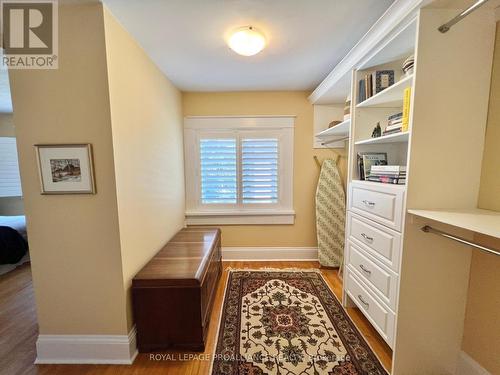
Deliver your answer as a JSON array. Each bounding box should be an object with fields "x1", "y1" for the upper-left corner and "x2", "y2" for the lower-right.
[{"x1": 184, "y1": 116, "x2": 295, "y2": 225}]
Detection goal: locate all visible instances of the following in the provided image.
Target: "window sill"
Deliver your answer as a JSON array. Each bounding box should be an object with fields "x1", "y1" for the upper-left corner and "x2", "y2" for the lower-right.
[{"x1": 185, "y1": 210, "x2": 295, "y2": 225}]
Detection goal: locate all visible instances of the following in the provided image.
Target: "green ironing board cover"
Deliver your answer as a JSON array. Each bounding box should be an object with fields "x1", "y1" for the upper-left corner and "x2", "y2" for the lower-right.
[{"x1": 315, "y1": 158, "x2": 346, "y2": 267}]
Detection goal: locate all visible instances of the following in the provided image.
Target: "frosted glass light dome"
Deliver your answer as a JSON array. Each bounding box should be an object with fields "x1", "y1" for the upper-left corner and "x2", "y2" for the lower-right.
[{"x1": 228, "y1": 26, "x2": 266, "y2": 56}]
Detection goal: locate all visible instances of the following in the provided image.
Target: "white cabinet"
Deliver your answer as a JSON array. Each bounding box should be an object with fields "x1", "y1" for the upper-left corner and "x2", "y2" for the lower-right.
[
  {"x1": 344, "y1": 267, "x2": 396, "y2": 347},
  {"x1": 345, "y1": 181, "x2": 404, "y2": 347},
  {"x1": 346, "y1": 241, "x2": 399, "y2": 310},
  {"x1": 347, "y1": 212, "x2": 402, "y2": 271},
  {"x1": 349, "y1": 181, "x2": 405, "y2": 231}
]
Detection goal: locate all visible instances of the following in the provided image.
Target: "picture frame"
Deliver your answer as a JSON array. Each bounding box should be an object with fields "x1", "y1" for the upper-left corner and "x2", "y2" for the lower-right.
[
  {"x1": 357, "y1": 152, "x2": 387, "y2": 180},
  {"x1": 375, "y1": 70, "x2": 395, "y2": 94},
  {"x1": 35, "y1": 144, "x2": 96, "y2": 194}
]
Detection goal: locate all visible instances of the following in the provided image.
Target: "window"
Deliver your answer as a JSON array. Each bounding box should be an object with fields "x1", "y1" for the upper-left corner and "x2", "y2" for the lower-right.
[
  {"x1": 184, "y1": 116, "x2": 294, "y2": 225},
  {"x1": 0, "y1": 137, "x2": 22, "y2": 197},
  {"x1": 200, "y1": 138, "x2": 237, "y2": 204}
]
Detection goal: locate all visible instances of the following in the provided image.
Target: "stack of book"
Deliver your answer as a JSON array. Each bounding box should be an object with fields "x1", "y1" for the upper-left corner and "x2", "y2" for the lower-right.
[
  {"x1": 384, "y1": 112, "x2": 403, "y2": 135},
  {"x1": 367, "y1": 165, "x2": 406, "y2": 185}
]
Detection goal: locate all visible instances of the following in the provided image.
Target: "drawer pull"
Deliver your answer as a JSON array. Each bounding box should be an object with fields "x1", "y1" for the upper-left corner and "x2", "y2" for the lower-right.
[
  {"x1": 359, "y1": 264, "x2": 372, "y2": 275},
  {"x1": 357, "y1": 294, "x2": 370, "y2": 308},
  {"x1": 362, "y1": 200, "x2": 376, "y2": 207},
  {"x1": 361, "y1": 233, "x2": 374, "y2": 242}
]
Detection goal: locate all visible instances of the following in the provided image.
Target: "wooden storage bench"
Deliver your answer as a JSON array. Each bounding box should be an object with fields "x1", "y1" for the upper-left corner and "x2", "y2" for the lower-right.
[{"x1": 132, "y1": 227, "x2": 222, "y2": 352}]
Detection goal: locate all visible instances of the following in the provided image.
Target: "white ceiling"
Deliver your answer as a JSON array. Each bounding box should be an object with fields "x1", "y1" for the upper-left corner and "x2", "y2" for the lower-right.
[{"x1": 103, "y1": 0, "x2": 395, "y2": 91}]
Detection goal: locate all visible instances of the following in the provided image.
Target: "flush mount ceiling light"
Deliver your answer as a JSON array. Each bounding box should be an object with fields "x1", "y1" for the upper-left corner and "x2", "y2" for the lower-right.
[{"x1": 228, "y1": 26, "x2": 266, "y2": 56}]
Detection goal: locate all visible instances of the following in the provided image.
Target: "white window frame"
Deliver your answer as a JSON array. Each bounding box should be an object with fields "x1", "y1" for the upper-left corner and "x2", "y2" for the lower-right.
[
  {"x1": 0, "y1": 137, "x2": 22, "y2": 197},
  {"x1": 184, "y1": 116, "x2": 295, "y2": 225}
]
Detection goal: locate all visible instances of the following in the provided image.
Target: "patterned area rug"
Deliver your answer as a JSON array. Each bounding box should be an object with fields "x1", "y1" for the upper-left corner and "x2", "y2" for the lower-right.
[{"x1": 211, "y1": 269, "x2": 387, "y2": 375}]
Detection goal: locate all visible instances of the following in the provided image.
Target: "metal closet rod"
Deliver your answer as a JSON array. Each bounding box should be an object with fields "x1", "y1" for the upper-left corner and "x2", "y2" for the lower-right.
[
  {"x1": 421, "y1": 225, "x2": 500, "y2": 257},
  {"x1": 321, "y1": 137, "x2": 349, "y2": 145},
  {"x1": 438, "y1": 0, "x2": 490, "y2": 33}
]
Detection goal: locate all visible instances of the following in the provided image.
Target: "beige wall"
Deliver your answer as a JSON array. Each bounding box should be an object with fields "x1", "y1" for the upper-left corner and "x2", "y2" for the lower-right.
[
  {"x1": 9, "y1": 2, "x2": 128, "y2": 334},
  {"x1": 0, "y1": 113, "x2": 14, "y2": 136},
  {"x1": 183, "y1": 91, "x2": 347, "y2": 247},
  {"x1": 9, "y1": 2, "x2": 187, "y2": 336},
  {"x1": 0, "y1": 113, "x2": 24, "y2": 215},
  {"x1": 103, "y1": 7, "x2": 185, "y2": 330},
  {"x1": 461, "y1": 22, "x2": 500, "y2": 374}
]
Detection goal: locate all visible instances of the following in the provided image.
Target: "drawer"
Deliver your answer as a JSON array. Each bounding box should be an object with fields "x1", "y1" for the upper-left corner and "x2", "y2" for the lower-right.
[
  {"x1": 345, "y1": 241, "x2": 398, "y2": 310},
  {"x1": 347, "y1": 212, "x2": 401, "y2": 272},
  {"x1": 345, "y1": 268, "x2": 395, "y2": 348},
  {"x1": 349, "y1": 182, "x2": 405, "y2": 231}
]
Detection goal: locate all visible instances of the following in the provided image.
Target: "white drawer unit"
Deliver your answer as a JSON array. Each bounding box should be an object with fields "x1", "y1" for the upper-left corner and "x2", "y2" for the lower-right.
[
  {"x1": 344, "y1": 267, "x2": 395, "y2": 348},
  {"x1": 346, "y1": 241, "x2": 398, "y2": 310},
  {"x1": 347, "y1": 212, "x2": 402, "y2": 272},
  {"x1": 349, "y1": 181, "x2": 405, "y2": 231}
]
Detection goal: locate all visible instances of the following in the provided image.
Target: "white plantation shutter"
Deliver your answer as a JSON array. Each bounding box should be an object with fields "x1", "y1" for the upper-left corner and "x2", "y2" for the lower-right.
[
  {"x1": 200, "y1": 139, "x2": 237, "y2": 204},
  {"x1": 184, "y1": 116, "x2": 294, "y2": 224},
  {"x1": 0, "y1": 137, "x2": 22, "y2": 197},
  {"x1": 241, "y1": 138, "x2": 278, "y2": 204}
]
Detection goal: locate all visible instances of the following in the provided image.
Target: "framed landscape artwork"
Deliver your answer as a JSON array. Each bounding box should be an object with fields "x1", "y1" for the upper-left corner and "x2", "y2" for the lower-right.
[{"x1": 35, "y1": 144, "x2": 96, "y2": 194}]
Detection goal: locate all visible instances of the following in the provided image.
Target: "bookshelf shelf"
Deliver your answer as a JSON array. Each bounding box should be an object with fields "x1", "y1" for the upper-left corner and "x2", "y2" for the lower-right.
[
  {"x1": 315, "y1": 118, "x2": 350, "y2": 142},
  {"x1": 408, "y1": 209, "x2": 500, "y2": 239},
  {"x1": 355, "y1": 131, "x2": 409, "y2": 145},
  {"x1": 357, "y1": 74, "x2": 413, "y2": 108}
]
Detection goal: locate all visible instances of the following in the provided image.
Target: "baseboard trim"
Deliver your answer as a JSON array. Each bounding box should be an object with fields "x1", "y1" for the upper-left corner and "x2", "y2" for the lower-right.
[
  {"x1": 35, "y1": 325, "x2": 138, "y2": 364},
  {"x1": 456, "y1": 351, "x2": 491, "y2": 375},
  {"x1": 222, "y1": 247, "x2": 318, "y2": 261}
]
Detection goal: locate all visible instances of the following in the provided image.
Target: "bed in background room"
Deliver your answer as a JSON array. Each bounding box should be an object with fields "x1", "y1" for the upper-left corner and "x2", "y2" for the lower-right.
[{"x1": 0, "y1": 215, "x2": 29, "y2": 276}]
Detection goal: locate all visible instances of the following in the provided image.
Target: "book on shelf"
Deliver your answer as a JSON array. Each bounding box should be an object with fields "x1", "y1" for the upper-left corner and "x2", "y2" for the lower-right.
[
  {"x1": 371, "y1": 165, "x2": 407, "y2": 173},
  {"x1": 366, "y1": 175, "x2": 406, "y2": 185},
  {"x1": 368, "y1": 165, "x2": 406, "y2": 184},
  {"x1": 370, "y1": 172, "x2": 406, "y2": 177},
  {"x1": 383, "y1": 128, "x2": 403, "y2": 136},
  {"x1": 358, "y1": 79, "x2": 366, "y2": 103},
  {"x1": 365, "y1": 74, "x2": 372, "y2": 99},
  {"x1": 388, "y1": 112, "x2": 403, "y2": 121},
  {"x1": 402, "y1": 87, "x2": 411, "y2": 132},
  {"x1": 385, "y1": 123, "x2": 402, "y2": 131},
  {"x1": 358, "y1": 70, "x2": 395, "y2": 104},
  {"x1": 385, "y1": 111, "x2": 403, "y2": 134},
  {"x1": 357, "y1": 152, "x2": 387, "y2": 180},
  {"x1": 387, "y1": 119, "x2": 402, "y2": 127}
]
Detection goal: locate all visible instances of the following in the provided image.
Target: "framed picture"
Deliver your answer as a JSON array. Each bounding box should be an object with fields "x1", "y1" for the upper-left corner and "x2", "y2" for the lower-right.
[
  {"x1": 35, "y1": 144, "x2": 96, "y2": 194},
  {"x1": 375, "y1": 70, "x2": 395, "y2": 94},
  {"x1": 357, "y1": 152, "x2": 387, "y2": 180}
]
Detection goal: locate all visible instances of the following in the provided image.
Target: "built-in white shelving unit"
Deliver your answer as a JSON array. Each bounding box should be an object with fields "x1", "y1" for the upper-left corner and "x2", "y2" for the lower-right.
[{"x1": 309, "y1": 1, "x2": 497, "y2": 374}]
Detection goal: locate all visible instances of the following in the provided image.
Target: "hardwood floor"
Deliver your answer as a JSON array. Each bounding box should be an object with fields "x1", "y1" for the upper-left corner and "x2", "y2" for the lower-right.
[
  {"x1": 0, "y1": 263, "x2": 38, "y2": 375},
  {"x1": 0, "y1": 261, "x2": 392, "y2": 374}
]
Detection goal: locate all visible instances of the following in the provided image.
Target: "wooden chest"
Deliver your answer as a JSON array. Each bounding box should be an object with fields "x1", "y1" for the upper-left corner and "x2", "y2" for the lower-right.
[{"x1": 132, "y1": 227, "x2": 222, "y2": 352}]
